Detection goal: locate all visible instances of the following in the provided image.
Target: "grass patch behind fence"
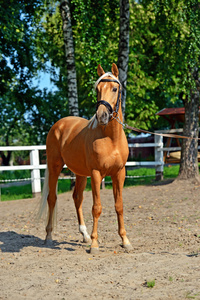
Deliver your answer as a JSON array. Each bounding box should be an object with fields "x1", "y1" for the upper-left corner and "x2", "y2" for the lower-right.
[{"x1": 0, "y1": 165, "x2": 180, "y2": 201}]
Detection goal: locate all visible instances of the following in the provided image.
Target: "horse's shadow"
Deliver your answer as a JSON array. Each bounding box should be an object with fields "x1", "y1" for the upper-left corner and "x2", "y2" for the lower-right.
[{"x1": 0, "y1": 231, "x2": 82, "y2": 253}]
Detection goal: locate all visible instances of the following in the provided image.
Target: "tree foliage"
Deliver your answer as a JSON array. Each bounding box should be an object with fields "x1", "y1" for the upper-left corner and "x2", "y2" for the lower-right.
[
  {"x1": 0, "y1": 0, "x2": 199, "y2": 150},
  {"x1": 1, "y1": 0, "x2": 40, "y2": 147},
  {"x1": 126, "y1": 0, "x2": 200, "y2": 130},
  {"x1": 127, "y1": 2, "x2": 161, "y2": 130}
]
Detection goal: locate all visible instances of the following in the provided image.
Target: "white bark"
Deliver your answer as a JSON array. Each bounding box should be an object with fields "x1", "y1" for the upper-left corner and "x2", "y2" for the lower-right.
[
  {"x1": 118, "y1": 0, "x2": 130, "y2": 119},
  {"x1": 60, "y1": 0, "x2": 79, "y2": 116}
]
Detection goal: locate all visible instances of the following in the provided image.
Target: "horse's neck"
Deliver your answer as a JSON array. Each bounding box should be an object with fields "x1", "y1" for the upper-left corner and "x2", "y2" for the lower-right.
[{"x1": 104, "y1": 112, "x2": 124, "y2": 141}]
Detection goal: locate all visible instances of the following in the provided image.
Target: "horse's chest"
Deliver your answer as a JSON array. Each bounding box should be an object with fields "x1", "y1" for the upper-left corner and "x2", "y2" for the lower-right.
[
  {"x1": 103, "y1": 150, "x2": 124, "y2": 169},
  {"x1": 91, "y1": 139, "x2": 128, "y2": 173}
]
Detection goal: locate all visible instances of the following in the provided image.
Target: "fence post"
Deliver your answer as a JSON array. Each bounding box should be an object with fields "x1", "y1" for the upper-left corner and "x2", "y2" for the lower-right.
[
  {"x1": 154, "y1": 134, "x2": 164, "y2": 181},
  {"x1": 30, "y1": 149, "x2": 41, "y2": 197}
]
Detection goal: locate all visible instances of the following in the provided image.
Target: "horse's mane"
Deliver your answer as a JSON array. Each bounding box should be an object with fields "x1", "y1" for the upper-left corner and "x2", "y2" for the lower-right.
[{"x1": 88, "y1": 114, "x2": 98, "y2": 129}]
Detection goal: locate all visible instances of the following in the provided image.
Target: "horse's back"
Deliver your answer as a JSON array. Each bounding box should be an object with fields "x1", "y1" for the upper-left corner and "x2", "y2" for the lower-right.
[
  {"x1": 46, "y1": 116, "x2": 90, "y2": 175},
  {"x1": 47, "y1": 116, "x2": 88, "y2": 144}
]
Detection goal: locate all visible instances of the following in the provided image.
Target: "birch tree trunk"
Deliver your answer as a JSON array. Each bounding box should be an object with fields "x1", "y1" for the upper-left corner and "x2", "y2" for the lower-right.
[
  {"x1": 118, "y1": 0, "x2": 130, "y2": 119},
  {"x1": 60, "y1": 0, "x2": 79, "y2": 116},
  {"x1": 60, "y1": 0, "x2": 78, "y2": 189},
  {"x1": 178, "y1": 68, "x2": 200, "y2": 182}
]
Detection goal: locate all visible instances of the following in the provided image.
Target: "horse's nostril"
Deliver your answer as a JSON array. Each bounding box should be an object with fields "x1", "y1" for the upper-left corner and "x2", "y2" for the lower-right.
[
  {"x1": 102, "y1": 111, "x2": 109, "y2": 122},
  {"x1": 98, "y1": 110, "x2": 109, "y2": 125},
  {"x1": 102, "y1": 112, "x2": 108, "y2": 118}
]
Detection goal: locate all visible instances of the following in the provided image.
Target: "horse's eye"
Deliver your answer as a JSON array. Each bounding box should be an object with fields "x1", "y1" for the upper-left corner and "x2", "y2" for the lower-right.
[{"x1": 113, "y1": 87, "x2": 117, "y2": 92}]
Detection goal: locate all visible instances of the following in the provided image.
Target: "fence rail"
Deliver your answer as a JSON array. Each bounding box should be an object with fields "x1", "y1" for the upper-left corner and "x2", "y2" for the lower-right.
[{"x1": 0, "y1": 133, "x2": 167, "y2": 196}]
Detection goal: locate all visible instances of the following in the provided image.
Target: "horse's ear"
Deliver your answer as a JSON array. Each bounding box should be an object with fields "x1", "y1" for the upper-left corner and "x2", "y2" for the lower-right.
[
  {"x1": 97, "y1": 64, "x2": 105, "y2": 77},
  {"x1": 111, "y1": 63, "x2": 119, "y2": 78}
]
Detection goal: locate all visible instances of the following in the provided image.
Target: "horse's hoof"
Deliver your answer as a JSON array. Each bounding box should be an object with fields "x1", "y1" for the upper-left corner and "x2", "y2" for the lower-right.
[
  {"x1": 123, "y1": 243, "x2": 133, "y2": 252},
  {"x1": 90, "y1": 247, "x2": 99, "y2": 255},
  {"x1": 45, "y1": 239, "x2": 53, "y2": 246},
  {"x1": 83, "y1": 236, "x2": 92, "y2": 243}
]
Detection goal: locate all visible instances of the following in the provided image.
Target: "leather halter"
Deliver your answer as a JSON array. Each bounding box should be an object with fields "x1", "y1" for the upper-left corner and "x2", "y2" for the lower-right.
[{"x1": 95, "y1": 78, "x2": 122, "y2": 120}]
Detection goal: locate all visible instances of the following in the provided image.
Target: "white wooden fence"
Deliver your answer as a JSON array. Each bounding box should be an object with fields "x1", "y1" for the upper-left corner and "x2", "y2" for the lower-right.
[
  {"x1": 0, "y1": 146, "x2": 46, "y2": 196},
  {"x1": 0, "y1": 135, "x2": 165, "y2": 196}
]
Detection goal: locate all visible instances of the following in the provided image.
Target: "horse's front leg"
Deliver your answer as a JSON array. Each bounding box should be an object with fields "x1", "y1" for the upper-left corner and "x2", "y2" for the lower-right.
[
  {"x1": 112, "y1": 167, "x2": 132, "y2": 251},
  {"x1": 90, "y1": 170, "x2": 102, "y2": 254}
]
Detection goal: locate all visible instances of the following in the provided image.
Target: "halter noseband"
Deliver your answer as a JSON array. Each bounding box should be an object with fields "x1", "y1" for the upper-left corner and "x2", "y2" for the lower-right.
[{"x1": 95, "y1": 76, "x2": 122, "y2": 120}]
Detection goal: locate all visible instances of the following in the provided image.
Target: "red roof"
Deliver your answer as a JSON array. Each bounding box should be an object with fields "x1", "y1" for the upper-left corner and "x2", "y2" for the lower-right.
[
  {"x1": 156, "y1": 107, "x2": 185, "y2": 116},
  {"x1": 157, "y1": 107, "x2": 200, "y2": 123}
]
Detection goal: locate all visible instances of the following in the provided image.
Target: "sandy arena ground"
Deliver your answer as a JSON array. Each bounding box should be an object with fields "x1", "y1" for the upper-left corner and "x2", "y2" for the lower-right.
[{"x1": 0, "y1": 179, "x2": 200, "y2": 300}]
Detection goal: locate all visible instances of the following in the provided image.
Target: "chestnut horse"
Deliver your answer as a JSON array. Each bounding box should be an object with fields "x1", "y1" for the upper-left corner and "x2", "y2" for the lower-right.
[{"x1": 39, "y1": 63, "x2": 132, "y2": 253}]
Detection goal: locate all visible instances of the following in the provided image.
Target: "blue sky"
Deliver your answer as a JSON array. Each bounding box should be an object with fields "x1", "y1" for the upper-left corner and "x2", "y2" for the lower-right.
[
  {"x1": 33, "y1": 72, "x2": 57, "y2": 91},
  {"x1": 32, "y1": 61, "x2": 59, "y2": 91}
]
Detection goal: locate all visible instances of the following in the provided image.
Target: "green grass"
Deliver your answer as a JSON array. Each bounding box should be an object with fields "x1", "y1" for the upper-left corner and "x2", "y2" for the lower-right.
[
  {"x1": 0, "y1": 184, "x2": 33, "y2": 201},
  {"x1": 0, "y1": 165, "x2": 180, "y2": 201},
  {"x1": 146, "y1": 279, "x2": 156, "y2": 288},
  {"x1": 186, "y1": 291, "x2": 200, "y2": 299},
  {"x1": 163, "y1": 164, "x2": 180, "y2": 178}
]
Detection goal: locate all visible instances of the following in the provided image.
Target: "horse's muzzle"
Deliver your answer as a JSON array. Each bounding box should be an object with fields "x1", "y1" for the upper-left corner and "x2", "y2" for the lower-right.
[
  {"x1": 96, "y1": 110, "x2": 110, "y2": 125},
  {"x1": 96, "y1": 100, "x2": 113, "y2": 125}
]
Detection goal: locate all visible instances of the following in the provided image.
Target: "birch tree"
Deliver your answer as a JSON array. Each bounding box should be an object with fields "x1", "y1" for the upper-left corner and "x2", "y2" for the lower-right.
[
  {"x1": 118, "y1": 0, "x2": 130, "y2": 118},
  {"x1": 60, "y1": 0, "x2": 79, "y2": 116},
  {"x1": 179, "y1": 68, "x2": 200, "y2": 182}
]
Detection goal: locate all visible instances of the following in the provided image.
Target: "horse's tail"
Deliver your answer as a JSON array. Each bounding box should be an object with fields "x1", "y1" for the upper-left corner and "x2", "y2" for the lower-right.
[
  {"x1": 37, "y1": 167, "x2": 49, "y2": 220},
  {"x1": 37, "y1": 166, "x2": 58, "y2": 228}
]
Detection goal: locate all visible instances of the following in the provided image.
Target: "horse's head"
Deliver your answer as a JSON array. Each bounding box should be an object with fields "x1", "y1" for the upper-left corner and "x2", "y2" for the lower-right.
[{"x1": 95, "y1": 63, "x2": 122, "y2": 126}]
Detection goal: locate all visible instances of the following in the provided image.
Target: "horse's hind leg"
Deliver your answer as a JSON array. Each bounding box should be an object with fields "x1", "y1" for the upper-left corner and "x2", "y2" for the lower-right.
[
  {"x1": 45, "y1": 160, "x2": 63, "y2": 244},
  {"x1": 73, "y1": 175, "x2": 91, "y2": 243}
]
